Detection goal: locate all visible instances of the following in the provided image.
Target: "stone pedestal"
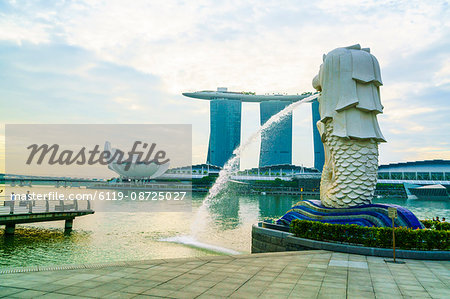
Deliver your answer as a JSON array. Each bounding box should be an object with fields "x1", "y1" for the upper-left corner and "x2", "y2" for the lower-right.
[
  {"x1": 5, "y1": 223, "x2": 16, "y2": 235},
  {"x1": 64, "y1": 219, "x2": 74, "y2": 232}
]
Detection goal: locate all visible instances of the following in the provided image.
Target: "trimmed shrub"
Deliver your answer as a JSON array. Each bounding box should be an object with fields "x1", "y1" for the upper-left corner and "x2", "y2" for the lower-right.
[
  {"x1": 290, "y1": 220, "x2": 449, "y2": 251},
  {"x1": 420, "y1": 220, "x2": 450, "y2": 231}
]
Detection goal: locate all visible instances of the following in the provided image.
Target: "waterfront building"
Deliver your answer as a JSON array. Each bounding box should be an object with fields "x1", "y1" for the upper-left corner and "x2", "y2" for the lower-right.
[
  {"x1": 104, "y1": 141, "x2": 170, "y2": 179},
  {"x1": 259, "y1": 101, "x2": 292, "y2": 167},
  {"x1": 166, "y1": 164, "x2": 222, "y2": 175},
  {"x1": 377, "y1": 160, "x2": 450, "y2": 181},
  {"x1": 241, "y1": 164, "x2": 319, "y2": 176},
  {"x1": 208, "y1": 97, "x2": 242, "y2": 168},
  {"x1": 311, "y1": 100, "x2": 325, "y2": 171},
  {"x1": 183, "y1": 88, "x2": 316, "y2": 168},
  {"x1": 376, "y1": 160, "x2": 450, "y2": 199}
]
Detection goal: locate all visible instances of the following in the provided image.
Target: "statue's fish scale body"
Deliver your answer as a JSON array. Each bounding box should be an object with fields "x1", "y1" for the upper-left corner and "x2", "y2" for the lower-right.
[
  {"x1": 320, "y1": 120, "x2": 379, "y2": 208},
  {"x1": 312, "y1": 45, "x2": 386, "y2": 208}
]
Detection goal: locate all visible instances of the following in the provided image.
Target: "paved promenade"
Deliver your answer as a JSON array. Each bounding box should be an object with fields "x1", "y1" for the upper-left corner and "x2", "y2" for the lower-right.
[{"x1": 0, "y1": 250, "x2": 449, "y2": 298}]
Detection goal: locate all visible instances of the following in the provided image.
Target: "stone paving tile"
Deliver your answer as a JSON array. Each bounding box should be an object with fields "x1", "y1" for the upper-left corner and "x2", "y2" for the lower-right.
[
  {"x1": 142, "y1": 287, "x2": 173, "y2": 297},
  {"x1": 1, "y1": 250, "x2": 449, "y2": 299},
  {"x1": 76, "y1": 285, "x2": 117, "y2": 297},
  {"x1": 20, "y1": 282, "x2": 65, "y2": 293},
  {"x1": 119, "y1": 284, "x2": 151, "y2": 294},
  {"x1": 348, "y1": 290, "x2": 376, "y2": 298},
  {"x1": 196, "y1": 295, "x2": 226, "y2": 299},
  {"x1": 317, "y1": 286, "x2": 346, "y2": 299},
  {"x1": 130, "y1": 280, "x2": 160, "y2": 288},
  {"x1": 0, "y1": 286, "x2": 24, "y2": 297},
  {"x1": 259, "y1": 287, "x2": 292, "y2": 297},
  {"x1": 37, "y1": 293, "x2": 80, "y2": 299},
  {"x1": 52, "y1": 285, "x2": 90, "y2": 296},
  {"x1": 102, "y1": 291, "x2": 137, "y2": 298},
  {"x1": 289, "y1": 290, "x2": 319, "y2": 299},
  {"x1": 8, "y1": 289, "x2": 47, "y2": 298},
  {"x1": 426, "y1": 289, "x2": 450, "y2": 299},
  {"x1": 297, "y1": 279, "x2": 323, "y2": 287}
]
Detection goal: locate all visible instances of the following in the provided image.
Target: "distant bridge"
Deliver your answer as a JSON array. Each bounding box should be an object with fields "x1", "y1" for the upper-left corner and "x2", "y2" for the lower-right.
[
  {"x1": 1, "y1": 174, "x2": 105, "y2": 187},
  {"x1": 3, "y1": 172, "x2": 449, "y2": 186}
]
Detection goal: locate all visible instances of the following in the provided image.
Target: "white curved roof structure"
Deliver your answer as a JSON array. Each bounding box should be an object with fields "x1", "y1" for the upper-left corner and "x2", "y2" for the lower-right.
[
  {"x1": 104, "y1": 141, "x2": 170, "y2": 179},
  {"x1": 182, "y1": 87, "x2": 314, "y2": 102}
]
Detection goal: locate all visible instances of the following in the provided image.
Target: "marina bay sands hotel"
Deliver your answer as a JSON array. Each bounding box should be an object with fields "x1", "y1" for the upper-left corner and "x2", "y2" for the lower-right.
[{"x1": 183, "y1": 87, "x2": 325, "y2": 171}]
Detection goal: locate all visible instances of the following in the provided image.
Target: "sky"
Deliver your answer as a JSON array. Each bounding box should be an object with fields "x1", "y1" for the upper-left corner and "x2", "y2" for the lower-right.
[{"x1": 0, "y1": 0, "x2": 449, "y2": 172}]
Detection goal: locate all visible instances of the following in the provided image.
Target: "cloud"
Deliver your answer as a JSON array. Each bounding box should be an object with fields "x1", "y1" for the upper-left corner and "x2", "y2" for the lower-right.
[
  {"x1": 2, "y1": 1, "x2": 448, "y2": 93},
  {"x1": 379, "y1": 82, "x2": 450, "y2": 163},
  {"x1": 113, "y1": 97, "x2": 144, "y2": 111},
  {"x1": 0, "y1": 0, "x2": 449, "y2": 168},
  {"x1": 0, "y1": 13, "x2": 50, "y2": 45},
  {"x1": 434, "y1": 59, "x2": 450, "y2": 87},
  {"x1": 0, "y1": 41, "x2": 214, "y2": 165}
]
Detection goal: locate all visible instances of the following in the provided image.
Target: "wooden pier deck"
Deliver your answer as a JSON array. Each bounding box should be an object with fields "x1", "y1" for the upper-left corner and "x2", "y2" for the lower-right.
[{"x1": 0, "y1": 198, "x2": 94, "y2": 235}]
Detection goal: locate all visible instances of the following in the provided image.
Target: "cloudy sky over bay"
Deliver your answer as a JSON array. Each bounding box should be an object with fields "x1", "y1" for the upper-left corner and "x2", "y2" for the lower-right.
[{"x1": 1, "y1": 0, "x2": 449, "y2": 170}]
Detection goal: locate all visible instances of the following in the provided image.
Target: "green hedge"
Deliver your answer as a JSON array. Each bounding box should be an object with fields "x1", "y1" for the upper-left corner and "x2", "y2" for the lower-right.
[
  {"x1": 420, "y1": 220, "x2": 450, "y2": 231},
  {"x1": 290, "y1": 220, "x2": 449, "y2": 251}
]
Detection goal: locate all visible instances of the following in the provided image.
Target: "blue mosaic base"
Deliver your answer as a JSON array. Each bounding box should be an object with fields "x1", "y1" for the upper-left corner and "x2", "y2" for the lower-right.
[{"x1": 276, "y1": 200, "x2": 424, "y2": 229}]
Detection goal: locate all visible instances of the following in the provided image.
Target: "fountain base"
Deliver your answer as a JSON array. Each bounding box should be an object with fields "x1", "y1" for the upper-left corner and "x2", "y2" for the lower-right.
[{"x1": 276, "y1": 200, "x2": 423, "y2": 229}]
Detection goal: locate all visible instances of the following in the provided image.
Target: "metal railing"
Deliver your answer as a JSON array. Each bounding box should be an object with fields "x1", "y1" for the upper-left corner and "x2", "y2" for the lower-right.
[
  {"x1": 0, "y1": 196, "x2": 92, "y2": 215},
  {"x1": 92, "y1": 182, "x2": 192, "y2": 190}
]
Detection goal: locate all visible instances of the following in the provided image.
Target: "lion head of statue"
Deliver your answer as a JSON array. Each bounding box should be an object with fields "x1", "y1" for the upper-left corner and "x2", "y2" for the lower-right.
[{"x1": 313, "y1": 44, "x2": 384, "y2": 118}]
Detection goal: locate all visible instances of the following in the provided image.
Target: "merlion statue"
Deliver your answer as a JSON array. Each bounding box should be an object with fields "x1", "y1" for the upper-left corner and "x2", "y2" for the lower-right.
[
  {"x1": 312, "y1": 44, "x2": 386, "y2": 208},
  {"x1": 277, "y1": 45, "x2": 423, "y2": 229}
]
